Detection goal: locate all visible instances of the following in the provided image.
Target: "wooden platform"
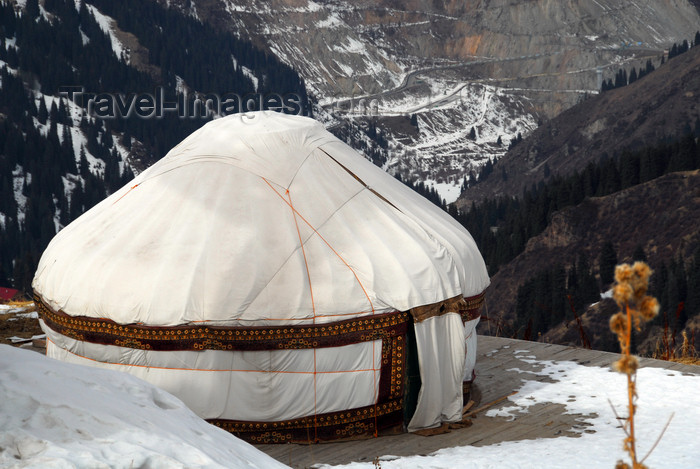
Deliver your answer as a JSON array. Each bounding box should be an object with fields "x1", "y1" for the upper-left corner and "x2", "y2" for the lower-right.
[{"x1": 255, "y1": 335, "x2": 700, "y2": 468}]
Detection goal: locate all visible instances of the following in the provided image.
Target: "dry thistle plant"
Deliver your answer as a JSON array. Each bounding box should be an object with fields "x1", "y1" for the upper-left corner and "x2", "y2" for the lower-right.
[
  {"x1": 609, "y1": 262, "x2": 661, "y2": 469},
  {"x1": 677, "y1": 331, "x2": 700, "y2": 365}
]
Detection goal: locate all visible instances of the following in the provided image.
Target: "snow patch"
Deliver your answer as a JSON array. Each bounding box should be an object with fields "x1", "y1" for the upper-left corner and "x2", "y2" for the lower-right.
[
  {"x1": 0, "y1": 345, "x2": 289, "y2": 468},
  {"x1": 241, "y1": 66, "x2": 258, "y2": 91},
  {"x1": 322, "y1": 358, "x2": 700, "y2": 468},
  {"x1": 316, "y1": 12, "x2": 343, "y2": 28},
  {"x1": 12, "y1": 165, "x2": 27, "y2": 225},
  {"x1": 84, "y1": 4, "x2": 127, "y2": 61}
]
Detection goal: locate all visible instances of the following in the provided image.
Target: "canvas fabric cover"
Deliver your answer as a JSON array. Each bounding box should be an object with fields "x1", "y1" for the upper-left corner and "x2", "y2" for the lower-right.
[
  {"x1": 33, "y1": 111, "x2": 489, "y2": 434},
  {"x1": 42, "y1": 327, "x2": 384, "y2": 422}
]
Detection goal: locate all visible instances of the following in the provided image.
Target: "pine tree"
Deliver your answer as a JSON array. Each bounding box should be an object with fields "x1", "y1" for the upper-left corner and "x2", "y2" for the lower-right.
[
  {"x1": 577, "y1": 254, "x2": 600, "y2": 303},
  {"x1": 619, "y1": 151, "x2": 639, "y2": 188},
  {"x1": 632, "y1": 245, "x2": 647, "y2": 263},
  {"x1": 121, "y1": 126, "x2": 132, "y2": 150},
  {"x1": 58, "y1": 99, "x2": 70, "y2": 125},
  {"x1": 652, "y1": 263, "x2": 669, "y2": 323},
  {"x1": 669, "y1": 43, "x2": 679, "y2": 59},
  {"x1": 79, "y1": 147, "x2": 90, "y2": 178},
  {"x1": 479, "y1": 158, "x2": 493, "y2": 181},
  {"x1": 37, "y1": 98, "x2": 48, "y2": 124},
  {"x1": 599, "y1": 241, "x2": 618, "y2": 287},
  {"x1": 25, "y1": 0, "x2": 39, "y2": 18},
  {"x1": 686, "y1": 249, "x2": 700, "y2": 320},
  {"x1": 668, "y1": 133, "x2": 696, "y2": 171},
  {"x1": 645, "y1": 59, "x2": 655, "y2": 75},
  {"x1": 551, "y1": 264, "x2": 567, "y2": 323}
]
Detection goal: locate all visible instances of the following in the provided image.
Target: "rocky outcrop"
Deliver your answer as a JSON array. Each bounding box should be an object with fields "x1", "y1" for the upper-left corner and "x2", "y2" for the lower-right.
[
  {"x1": 164, "y1": 0, "x2": 700, "y2": 101},
  {"x1": 150, "y1": 0, "x2": 700, "y2": 201}
]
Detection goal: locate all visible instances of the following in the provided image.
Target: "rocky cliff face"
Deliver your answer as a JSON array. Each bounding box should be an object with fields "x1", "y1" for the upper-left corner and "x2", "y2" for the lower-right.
[
  {"x1": 175, "y1": 0, "x2": 700, "y2": 99},
  {"x1": 160, "y1": 0, "x2": 700, "y2": 200},
  {"x1": 458, "y1": 43, "x2": 700, "y2": 209}
]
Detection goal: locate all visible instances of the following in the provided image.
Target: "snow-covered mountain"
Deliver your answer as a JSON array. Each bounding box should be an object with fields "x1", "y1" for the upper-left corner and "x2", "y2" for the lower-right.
[{"x1": 164, "y1": 0, "x2": 700, "y2": 201}]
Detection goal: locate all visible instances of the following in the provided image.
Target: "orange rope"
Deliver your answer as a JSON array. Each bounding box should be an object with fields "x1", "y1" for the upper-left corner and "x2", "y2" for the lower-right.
[
  {"x1": 261, "y1": 177, "x2": 375, "y2": 314},
  {"x1": 285, "y1": 188, "x2": 319, "y2": 442},
  {"x1": 286, "y1": 189, "x2": 316, "y2": 318},
  {"x1": 111, "y1": 183, "x2": 140, "y2": 205}
]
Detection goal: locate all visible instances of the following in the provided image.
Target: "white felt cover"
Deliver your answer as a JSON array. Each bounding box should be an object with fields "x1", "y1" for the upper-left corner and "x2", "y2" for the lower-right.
[{"x1": 33, "y1": 112, "x2": 489, "y2": 326}]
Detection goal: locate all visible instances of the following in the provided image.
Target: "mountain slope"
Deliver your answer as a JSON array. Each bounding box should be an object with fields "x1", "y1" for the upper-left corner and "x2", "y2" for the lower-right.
[
  {"x1": 458, "y1": 43, "x2": 700, "y2": 208},
  {"x1": 484, "y1": 170, "x2": 700, "y2": 345},
  {"x1": 164, "y1": 0, "x2": 700, "y2": 201},
  {"x1": 173, "y1": 0, "x2": 700, "y2": 98}
]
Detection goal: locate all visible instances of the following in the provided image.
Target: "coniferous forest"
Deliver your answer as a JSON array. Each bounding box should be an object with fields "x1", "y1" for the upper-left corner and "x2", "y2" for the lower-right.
[
  {"x1": 460, "y1": 128, "x2": 700, "y2": 276},
  {"x1": 457, "y1": 128, "x2": 700, "y2": 346}
]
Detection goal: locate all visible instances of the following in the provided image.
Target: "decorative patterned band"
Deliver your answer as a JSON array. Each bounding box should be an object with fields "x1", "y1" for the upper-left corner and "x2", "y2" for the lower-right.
[
  {"x1": 410, "y1": 293, "x2": 485, "y2": 323},
  {"x1": 210, "y1": 398, "x2": 405, "y2": 444},
  {"x1": 34, "y1": 294, "x2": 411, "y2": 352}
]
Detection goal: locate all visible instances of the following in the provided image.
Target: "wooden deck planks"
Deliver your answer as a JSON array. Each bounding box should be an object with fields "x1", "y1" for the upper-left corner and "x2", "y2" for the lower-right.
[{"x1": 254, "y1": 335, "x2": 700, "y2": 468}]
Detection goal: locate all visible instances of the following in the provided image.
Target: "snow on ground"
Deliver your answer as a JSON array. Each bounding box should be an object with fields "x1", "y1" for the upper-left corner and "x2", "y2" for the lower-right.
[
  {"x1": 4, "y1": 36, "x2": 17, "y2": 50},
  {"x1": 0, "y1": 345, "x2": 289, "y2": 468},
  {"x1": 241, "y1": 66, "x2": 259, "y2": 92},
  {"x1": 7, "y1": 333, "x2": 44, "y2": 343},
  {"x1": 336, "y1": 78, "x2": 536, "y2": 203},
  {"x1": 373, "y1": 81, "x2": 536, "y2": 202},
  {"x1": 12, "y1": 164, "x2": 27, "y2": 226},
  {"x1": 5, "y1": 310, "x2": 38, "y2": 320},
  {"x1": 84, "y1": 3, "x2": 127, "y2": 61},
  {"x1": 316, "y1": 11, "x2": 344, "y2": 29},
  {"x1": 0, "y1": 304, "x2": 30, "y2": 315},
  {"x1": 424, "y1": 179, "x2": 462, "y2": 204},
  {"x1": 321, "y1": 351, "x2": 700, "y2": 469}
]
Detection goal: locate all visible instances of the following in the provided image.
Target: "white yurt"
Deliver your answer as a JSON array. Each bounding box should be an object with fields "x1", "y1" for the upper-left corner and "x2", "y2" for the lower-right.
[{"x1": 33, "y1": 111, "x2": 490, "y2": 443}]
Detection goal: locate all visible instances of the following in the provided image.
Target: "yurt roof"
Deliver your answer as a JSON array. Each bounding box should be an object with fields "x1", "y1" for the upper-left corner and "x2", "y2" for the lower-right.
[{"x1": 33, "y1": 112, "x2": 489, "y2": 327}]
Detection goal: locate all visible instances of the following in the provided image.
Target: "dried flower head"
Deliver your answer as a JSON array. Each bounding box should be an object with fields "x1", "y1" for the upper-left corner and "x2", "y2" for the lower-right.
[
  {"x1": 613, "y1": 354, "x2": 639, "y2": 374},
  {"x1": 615, "y1": 461, "x2": 631, "y2": 469},
  {"x1": 613, "y1": 282, "x2": 634, "y2": 305},
  {"x1": 610, "y1": 312, "x2": 626, "y2": 335},
  {"x1": 639, "y1": 296, "x2": 659, "y2": 321},
  {"x1": 615, "y1": 264, "x2": 634, "y2": 284},
  {"x1": 632, "y1": 261, "x2": 652, "y2": 280},
  {"x1": 630, "y1": 262, "x2": 651, "y2": 300}
]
